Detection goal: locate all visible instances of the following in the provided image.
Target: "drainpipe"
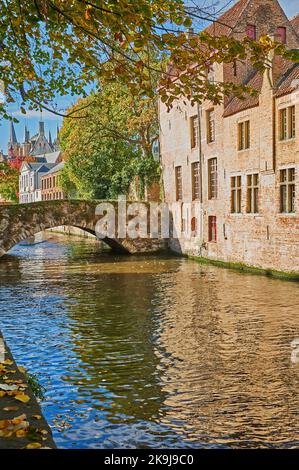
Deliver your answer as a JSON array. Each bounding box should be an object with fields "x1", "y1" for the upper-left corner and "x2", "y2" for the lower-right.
[
  {"x1": 272, "y1": 95, "x2": 276, "y2": 172},
  {"x1": 197, "y1": 101, "x2": 204, "y2": 247}
]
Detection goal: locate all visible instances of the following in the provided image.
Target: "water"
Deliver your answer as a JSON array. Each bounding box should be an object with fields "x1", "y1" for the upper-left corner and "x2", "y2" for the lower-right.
[{"x1": 0, "y1": 235, "x2": 298, "y2": 449}]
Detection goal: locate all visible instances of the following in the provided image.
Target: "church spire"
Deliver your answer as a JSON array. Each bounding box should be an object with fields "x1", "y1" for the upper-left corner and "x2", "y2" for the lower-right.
[
  {"x1": 9, "y1": 121, "x2": 17, "y2": 144},
  {"x1": 23, "y1": 124, "x2": 30, "y2": 143},
  {"x1": 48, "y1": 130, "x2": 53, "y2": 147},
  {"x1": 39, "y1": 121, "x2": 45, "y2": 136}
]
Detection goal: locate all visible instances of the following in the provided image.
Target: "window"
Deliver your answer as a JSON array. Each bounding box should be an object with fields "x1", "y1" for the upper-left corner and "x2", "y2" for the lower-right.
[
  {"x1": 280, "y1": 108, "x2": 287, "y2": 140},
  {"x1": 191, "y1": 162, "x2": 200, "y2": 201},
  {"x1": 238, "y1": 121, "x2": 250, "y2": 150},
  {"x1": 208, "y1": 158, "x2": 217, "y2": 199},
  {"x1": 247, "y1": 24, "x2": 256, "y2": 40},
  {"x1": 247, "y1": 174, "x2": 259, "y2": 213},
  {"x1": 280, "y1": 168, "x2": 295, "y2": 213},
  {"x1": 279, "y1": 106, "x2": 295, "y2": 140},
  {"x1": 206, "y1": 109, "x2": 215, "y2": 143},
  {"x1": 277, "y1": 26, "x2": 286, "y2": 44},
  {"x1": 190, "y1": 116, "x2": 199, "y2": 149},
  {"x1": 231, "y1": 176, "x2": 242, "y2": 213},
  {"x1": 175, "y1": 166, "x2": 183, "y2": 201},
  {"x1": 208, "y1": 216, "x2": 217, "y2": 242}
]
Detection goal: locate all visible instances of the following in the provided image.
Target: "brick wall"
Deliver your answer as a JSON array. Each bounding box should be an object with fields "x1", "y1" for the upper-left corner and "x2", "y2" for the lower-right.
[{"x1": 159, "y1": 0, "x2": 299, "y2": 273}]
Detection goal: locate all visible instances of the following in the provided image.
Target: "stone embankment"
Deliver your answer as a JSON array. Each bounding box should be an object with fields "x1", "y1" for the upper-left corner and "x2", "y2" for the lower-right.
[{"x1": 0, "y1": 332, "x2": 56, "y2": 449}]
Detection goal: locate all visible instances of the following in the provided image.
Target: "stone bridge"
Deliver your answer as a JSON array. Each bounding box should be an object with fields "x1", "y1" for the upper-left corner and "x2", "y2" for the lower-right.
[{"x1": 0, "y1": 200, "x2": 168, "y2": 257}]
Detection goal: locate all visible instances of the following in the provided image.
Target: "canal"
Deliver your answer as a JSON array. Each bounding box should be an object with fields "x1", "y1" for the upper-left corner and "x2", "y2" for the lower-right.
[{"x1": 0, "y1": 234, "x2": 298, "y2": 449}]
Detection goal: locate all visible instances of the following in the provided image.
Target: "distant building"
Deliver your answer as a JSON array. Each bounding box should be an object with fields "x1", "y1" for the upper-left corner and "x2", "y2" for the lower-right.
[
  {"x1": 7, "y1": 120, "x2": 60, "y2": 170},
  {"x1": 41, "y1": 162, "x2": 66, "y2": 201},
  {"x1": 19, "y1": 162, "x2": 58, "y2": 204}
]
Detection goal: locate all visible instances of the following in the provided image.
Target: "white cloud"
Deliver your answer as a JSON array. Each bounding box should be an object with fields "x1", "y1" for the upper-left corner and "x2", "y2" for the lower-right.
[{"x1": 12, "y1": 109, "x2": 63, "y2": 120}]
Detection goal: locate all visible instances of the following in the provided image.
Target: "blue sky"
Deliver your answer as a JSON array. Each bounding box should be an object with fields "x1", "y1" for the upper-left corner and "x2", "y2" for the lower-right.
[{"x1": 0, "y1": 0, "x2": 298, "y2": 153}]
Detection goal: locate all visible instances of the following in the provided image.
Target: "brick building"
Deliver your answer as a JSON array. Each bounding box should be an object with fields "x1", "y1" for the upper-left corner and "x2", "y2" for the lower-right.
[
  {"x1": 41, "y1": 162, "x2": 65, "y2": 201},
  {"x1": 159, "y1": 0, "x2": 299, "y2": 273}
]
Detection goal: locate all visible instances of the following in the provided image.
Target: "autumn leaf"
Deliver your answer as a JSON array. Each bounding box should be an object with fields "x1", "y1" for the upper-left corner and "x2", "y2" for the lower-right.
[
  {"x1": 25, "y1": 442, "x2": 42, "y2": 449},
  {"x1": 0, "y1": 414, "x2": 29, "y2": 438},
  {"x1": 32, "y1": 415, "x2": 42, "y2": 420},
  {"x1": 14, "y1": 392, "x2": 31, "y2": 403},
  {"x1": 85, "y1": 6, "x2": 92, "y2": 20},
  {"x1": 3, "y1": 359, "x2": 13, "y2": 366},
  {"x1": 0, "y1": 383, "x2": 19, "y2": 391}
]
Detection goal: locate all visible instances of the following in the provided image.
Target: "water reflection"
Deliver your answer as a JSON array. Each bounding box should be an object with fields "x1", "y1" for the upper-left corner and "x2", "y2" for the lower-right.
[{"x1": 0, "y1": 236, "x2": 298, "y2": 448}]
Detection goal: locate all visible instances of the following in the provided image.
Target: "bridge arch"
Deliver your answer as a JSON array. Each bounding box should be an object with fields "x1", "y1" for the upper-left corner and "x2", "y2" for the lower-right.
[{"x1": 0, "y1": 200, "x2": 167, "y2": 257}]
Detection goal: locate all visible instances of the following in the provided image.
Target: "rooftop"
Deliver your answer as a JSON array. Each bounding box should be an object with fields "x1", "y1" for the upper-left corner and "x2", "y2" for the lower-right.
[
  {"x1": 291, "y1": 13, "x2": 299, "y2": 35},
  {"x1": 205, "y1": 0, "x2": 249, "y2": 37},
  {"x1": 42, "y1": 161, "x2": 65, "y2": 177}
]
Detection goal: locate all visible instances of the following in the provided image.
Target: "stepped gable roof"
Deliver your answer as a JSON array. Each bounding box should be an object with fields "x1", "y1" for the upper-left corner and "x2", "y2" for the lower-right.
[
  {"x1": 291, "y1": 14, "x2": 299, "y2": 35},
  {"x1": 205, "y1": 0, "x2": 249, "y2": 37}
]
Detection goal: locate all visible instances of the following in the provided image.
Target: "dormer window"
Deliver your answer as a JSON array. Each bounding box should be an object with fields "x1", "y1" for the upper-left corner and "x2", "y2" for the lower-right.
[
  {"x1": 247, "y1": 24, "x2": 256, "y2": 40},
  {"x1": 277, "y1": 27, "x2": 286, "y2": 44}
]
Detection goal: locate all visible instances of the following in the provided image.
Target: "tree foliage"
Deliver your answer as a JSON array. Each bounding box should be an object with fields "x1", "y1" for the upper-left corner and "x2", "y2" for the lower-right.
[
  {"x1": 0, "y1": 0, "x2": 298, "y2": 120},
  {"x1": 0, "y1": 162, "x2": 19, "y2": 202},
  {"x1": 59, "y1": 80, "x2": 160, "y2": 199}
]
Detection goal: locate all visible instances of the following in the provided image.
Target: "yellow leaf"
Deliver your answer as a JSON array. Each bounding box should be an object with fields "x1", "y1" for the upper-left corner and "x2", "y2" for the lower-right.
[
  {"x1": 33, "y1": 415, "x2": 42, "y2": 420},
  {"x1": 25, "y1": 442, "x2": 42, "y2": 449},
  {"x1": 3, "y1": 360, "x2": 13, "y2": 366},
  {"x1": 14, "y1": 393, "x2": 30, "y2": 403},
  {"x1": 11, "y1": 414, "x2": 27, "y2": 425},
  {"x1": 0, "y1": 419, "x2": 10, "y2": 429}
]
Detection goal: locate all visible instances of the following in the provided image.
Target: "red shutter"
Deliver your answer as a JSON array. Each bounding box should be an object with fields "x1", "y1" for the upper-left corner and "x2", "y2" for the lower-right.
[
  {"x1": 277, "y1": 27, "x2": 286, "y2": 44},
  {"x1": 246, "y1": 24, "x2": 256, "y2": 40}
]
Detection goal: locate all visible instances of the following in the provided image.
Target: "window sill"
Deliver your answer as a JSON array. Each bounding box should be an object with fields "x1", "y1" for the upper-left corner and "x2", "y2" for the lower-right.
[
  {"x1": 238, "y1": 148, "x2": 250, "y2": 153},
  {"x1": 230, "y1": 212, "x2": 243, "y2": 216},
  {"x1": 278, "y1": 137, "x2": 296, "y2": 143}
]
